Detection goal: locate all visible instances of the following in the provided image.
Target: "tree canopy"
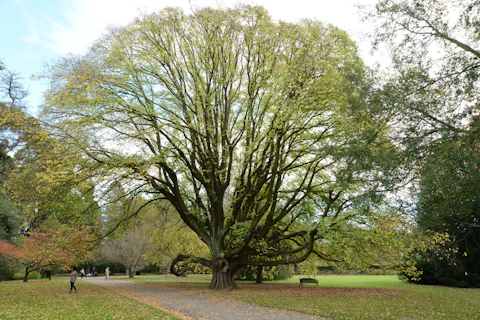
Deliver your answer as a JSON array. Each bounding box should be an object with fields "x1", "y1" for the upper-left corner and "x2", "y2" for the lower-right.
[
  {"x1": 41, "y1": 6, "x2": 398, "y2": 289},
  {"x1": 364, "y1": 0, "x2": 480, "y2": 287}
]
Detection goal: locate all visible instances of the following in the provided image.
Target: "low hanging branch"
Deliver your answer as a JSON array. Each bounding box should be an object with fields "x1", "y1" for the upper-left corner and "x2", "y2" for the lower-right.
[{"x1": 169, "y1": 254, "x2": 212, "y2": 277}]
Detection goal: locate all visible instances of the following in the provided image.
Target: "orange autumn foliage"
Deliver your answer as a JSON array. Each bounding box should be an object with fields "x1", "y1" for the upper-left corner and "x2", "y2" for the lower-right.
[{"x1": 0, "y1": 225, "x2": 94, "y2": 277}]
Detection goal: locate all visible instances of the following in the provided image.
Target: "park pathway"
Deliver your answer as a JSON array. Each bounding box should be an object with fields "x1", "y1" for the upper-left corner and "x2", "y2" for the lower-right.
[{"x1": 83, "y1": 277, "x2": 328, "y2": 320}]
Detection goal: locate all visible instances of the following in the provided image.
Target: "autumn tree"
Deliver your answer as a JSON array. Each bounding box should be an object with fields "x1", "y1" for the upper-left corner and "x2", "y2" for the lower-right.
[
  {"x1": 41, "y1": 6, "x2": 396, "y2": 289},
  {"x1": 0, "y1": 224, "x2": 94, "y2": 282},
  {"x1": 0, "y1": 62, "x2": 102, "y2": 282},
  {"x1": 1, "y1": 90, "x2": 102, "y2": 231}
]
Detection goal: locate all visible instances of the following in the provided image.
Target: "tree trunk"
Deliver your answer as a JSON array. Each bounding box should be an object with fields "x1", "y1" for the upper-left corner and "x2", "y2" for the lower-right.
[
  {"x1": 128, "y1": 268, "x2": 134, "y2": 278},
  {"x1": 209, "y1": 257, "x2": 238, "y2": 290},
  {"x1": 23, "y1": 267, "x2": 30, "y2": 283},
  {"x1": 256, "y1": 265, "x2": 263, "y2": 284}
]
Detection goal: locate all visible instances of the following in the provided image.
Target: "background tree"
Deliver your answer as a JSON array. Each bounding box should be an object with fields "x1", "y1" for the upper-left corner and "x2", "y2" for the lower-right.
[
  {"x1": 0, "y1": 224, "x2": 94, "y2": 282},
  {"x1": 364, "y1": 0, "x2": 480, "y2": 287},
  {"x1": 0, "y1": 62, "x2": 102, "y2": 281},
  {"x1": 298, "y1": 203, "x2": 416, "y2": 275},
  {"x1": 363, "y1": 0, "x2": 479, "y2": 146},
  {"x1": 98, "y1": 222, "x2": 151, "y2": 278},
  {"x1": 412, "y1": 117, "x2": 479, "y2": 286},
  {"x1": 0, "y1": 62, "x2": 27, "y2": 280},
  {"x1": 143, "y1": 203, "x2": 210, "y2": 276},
  {"x1": 0, "y1": 141, "x2": 20, "y2": 242},
  {"x1": 41, "y1": 6, "x2": 397, "y2": 289},
  {"x1": 0, "y1": 62, "x2": 26, "y2": 241}
]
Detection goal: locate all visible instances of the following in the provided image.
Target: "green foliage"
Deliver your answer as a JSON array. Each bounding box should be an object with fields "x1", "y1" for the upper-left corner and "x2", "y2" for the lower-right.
[
  {"x1": 0, "y1": 103, "x2": 22, "y2": 242},
  {"x1": 236, "y1": 265, "x2": 293, "y2": 281},
  {"x1": 0, "y1": 188, "x2": 20, "y2": 241},
  {"x1": 299, "y1": 203, "x2": 416, "y2": 276},
  {"x1": 0, "y1": 254, "x2": 17, "y2": 281},
  {"x1": 364, "y1": 0, "x2": 480, "y2": 288},
  {"x1": 41, "y1": 5, "x2": 398, "y2": 289},
  {"x1": 142, "y1": 202, "x2": 210, "y2": 274},
  {"x1": 403, "y1": 118, "x2": 480, "y2": 287},
  {"x1": 11, "y1": 270, "x2": 39, "y2": 281}
]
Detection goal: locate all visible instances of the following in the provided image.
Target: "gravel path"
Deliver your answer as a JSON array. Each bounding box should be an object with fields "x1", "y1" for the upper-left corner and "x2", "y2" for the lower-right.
[{"x1": 83, "y1": 277, "x2": 327, "y2": 320}]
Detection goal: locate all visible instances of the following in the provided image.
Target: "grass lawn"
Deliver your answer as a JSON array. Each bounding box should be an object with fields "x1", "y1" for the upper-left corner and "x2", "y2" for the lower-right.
[
  {"x1": 1, "y1": 274, "x2": 478, "y2": 319},
  {"x1": 0, "y1": 278, "x2": 180, "y2": 319},
  {"x1": 127, "y1": 274, "x2": 480, "y2": 319}
]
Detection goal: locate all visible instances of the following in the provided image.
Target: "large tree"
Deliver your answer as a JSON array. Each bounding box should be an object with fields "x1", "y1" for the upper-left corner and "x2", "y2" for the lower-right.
[
  {"x1": 363, "y1": 0, "x2": 479, "y2": 144},
  {"x1": 41, "y1": 6, "x2": 393, "y2": 289},
  {"x1": 363, "y1": 0, "x2": 480, "y2": 286}
]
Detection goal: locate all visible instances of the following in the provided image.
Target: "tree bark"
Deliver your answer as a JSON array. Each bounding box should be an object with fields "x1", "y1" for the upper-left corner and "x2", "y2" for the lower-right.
[
  {"x1": 23, "y1": 267, "x2": 30, "y2": 283},
  {"x1": 256, "y1": 265, "x2": 263, "y2": 284},
  {"x1": 209, "y1": 257, "x2": 238, "y2": 290}
]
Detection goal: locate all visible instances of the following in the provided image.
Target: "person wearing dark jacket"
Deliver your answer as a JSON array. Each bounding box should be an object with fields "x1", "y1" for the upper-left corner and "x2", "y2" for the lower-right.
[{"x1": 70, "y1": 267, "x2": 78, "y2": 293}]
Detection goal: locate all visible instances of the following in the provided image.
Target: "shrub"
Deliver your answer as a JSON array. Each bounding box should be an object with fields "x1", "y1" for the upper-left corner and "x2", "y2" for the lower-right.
[{"x1": 0, "y1": 255, "x2": 16, "y2": 281}]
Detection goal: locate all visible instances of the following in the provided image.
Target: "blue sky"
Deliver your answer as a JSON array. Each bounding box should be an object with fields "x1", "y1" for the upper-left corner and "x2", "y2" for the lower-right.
[{"x1": 1, "y1": 0, "x2": 378, "y2": 114}]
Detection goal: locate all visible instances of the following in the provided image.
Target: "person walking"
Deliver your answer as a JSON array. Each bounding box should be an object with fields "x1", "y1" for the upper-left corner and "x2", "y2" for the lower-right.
[
  {"x1": 80, "y1": 268, "x2": 85, "y2": 279},
  {"x1": 105, "y1": 267, "x2": 110, "y2": 280},
  {"x1": 70, "y1": 267, "x2": 78, "y2": 293}
]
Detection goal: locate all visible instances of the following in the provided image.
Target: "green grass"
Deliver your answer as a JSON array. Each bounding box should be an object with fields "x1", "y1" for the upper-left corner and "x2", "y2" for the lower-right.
[
  {"x1": 0, "y1": 279, "x2": 180, "y2": 319},
  {"x1": 127, "y1": 274, "x2": 480, "y2": 320},
  {"x1": 244, "y1": 276, "x2": 480, "y2": 319},
  {"x1": 2, "y1": 275, "x2": 478, "y2": 319}
]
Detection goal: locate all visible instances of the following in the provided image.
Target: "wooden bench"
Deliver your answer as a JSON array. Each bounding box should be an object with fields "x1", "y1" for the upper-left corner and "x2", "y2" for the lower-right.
[{"x1": 300, "y1": 278, "x2": 318, "y2": 286}]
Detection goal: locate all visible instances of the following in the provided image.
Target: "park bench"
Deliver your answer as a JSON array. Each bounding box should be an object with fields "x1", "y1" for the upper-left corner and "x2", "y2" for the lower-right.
[{"x1": 300, "y1": 277, "x2": 318, "y2": 286}]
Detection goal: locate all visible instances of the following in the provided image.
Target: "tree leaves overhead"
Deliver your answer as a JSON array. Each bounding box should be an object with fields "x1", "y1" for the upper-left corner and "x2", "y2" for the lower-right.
[{"x1": 363, "y1": 0, "x2": 480, "y2": 142}]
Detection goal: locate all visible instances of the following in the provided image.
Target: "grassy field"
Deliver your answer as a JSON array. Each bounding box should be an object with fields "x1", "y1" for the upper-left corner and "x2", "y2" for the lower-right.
[
  {"x1": 0, "y1": 279, "x2": 180, "y2": 319},
  {"x1": 127, "y1": 274, "x2": 480, "y2": 320},
  {"x1": 1, "y1": 274, "x2": 479, "y2": 319}
]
